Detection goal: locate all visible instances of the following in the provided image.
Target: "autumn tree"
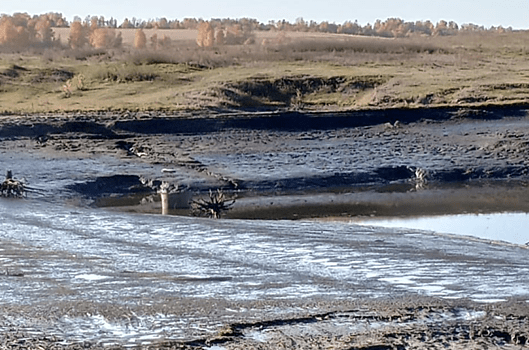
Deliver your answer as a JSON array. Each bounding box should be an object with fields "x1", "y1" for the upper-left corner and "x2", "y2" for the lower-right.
[
  {"x1": 11, "y1": 13, "x2": 31, "y2": 27},
  {"x1": 196, "y1": 21, "x2": 214, "y2": 47},
  {"x1": 51, "y1": 13, "x2": 69, "y2": 27},
  {"x1": 90, "y1": 16, "x2": 98, "y2": 32},
  {"x1": 159, "y1": 34, "x2": 171, "y2": 47},
  {"x1": 224, "y1": 24, "x2": 254, "y2": 45},
  {"x1": 156, "y1": 17, "x2": 169, "y2": 29},
  {"x1": 134, "y1": 28, "x2": 147, "y2": 49},
  {"x1": 34, "y1": 18, "x2": 54, "y2": 44},
  {"x1": 215, "y1": 28, "x2": 225, "y2": 45},
  {"x1": 338, "y1": 21, "x2": 361, "y2": 35},
  {"x1": 182, "y1": 18, "x2": 198, "y2": 29},
  {"x1": 69, "y1": 21, "x2": 88, "y2": 49},
  {"x1": 120, "y1": 18, "x2": 133, "y2": 28},
  {"x1": 150, "y1": 33, "x2": 158, "y2": 49},
  {"x1": 90, "y1": 28, "x2": 122, "y2": 49},
  {"x1": 0, "y1": 17, "x2": 30, "y2": 48},
  {"x1": 0, "y1": 13, "x2": 64, "y2": 48}
]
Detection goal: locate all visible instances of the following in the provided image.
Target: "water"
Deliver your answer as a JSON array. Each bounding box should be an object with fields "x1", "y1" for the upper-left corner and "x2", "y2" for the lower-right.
[
  {"x1": 1, "y1": 197, "x2": 529, "y2": 304},
  {"x1": 356, "y1": 212, "x2": 529, "y2": 246},
  {"x1": 1, "y1": 197, "x2": 529, "y2": 344},
  {"x1": 2, "y1": 145, "x2": 529, "y2": 345}
]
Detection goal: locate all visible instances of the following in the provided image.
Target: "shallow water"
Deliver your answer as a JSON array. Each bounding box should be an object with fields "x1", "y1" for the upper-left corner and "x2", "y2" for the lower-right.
[
  {"x1": 1, "y1": 198, "x2": 529, "y2": 344},
  {"x1": 2, "y1": 198, "x2": 528, "y2": 304},
  {"x1": 356, "y1": 212, "x2": 529, "y2": 246}
]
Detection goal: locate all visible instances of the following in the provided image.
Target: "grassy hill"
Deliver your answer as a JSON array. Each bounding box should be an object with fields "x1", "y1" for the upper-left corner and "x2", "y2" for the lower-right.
[{"x1": 1, "y1": 29, "x2": 528, "y2": 114}]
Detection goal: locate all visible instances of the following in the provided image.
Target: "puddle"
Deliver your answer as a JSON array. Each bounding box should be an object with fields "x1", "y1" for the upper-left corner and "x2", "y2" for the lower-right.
[
  {"x1": 75, "y1": 274, "x2": 110, "y2": 281},
  {"x1": 356, "y1": 212, "x2": 529, "y2": 246}
]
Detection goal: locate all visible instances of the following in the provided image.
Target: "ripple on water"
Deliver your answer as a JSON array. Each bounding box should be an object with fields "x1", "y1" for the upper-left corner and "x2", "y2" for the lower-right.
[{"x1": 1, "y1": 198, "x2": 529, "y2": 344}]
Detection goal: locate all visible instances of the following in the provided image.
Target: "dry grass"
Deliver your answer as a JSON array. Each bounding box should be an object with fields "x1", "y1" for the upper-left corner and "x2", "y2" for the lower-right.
[{"x1": 1, "y1": 30, "x2": 528, "y2": 114}]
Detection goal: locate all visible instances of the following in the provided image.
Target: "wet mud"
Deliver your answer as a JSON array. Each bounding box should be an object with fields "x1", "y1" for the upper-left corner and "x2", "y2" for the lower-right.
[
  {"x1": 1, "y1": 107, "x2": 529, "y2": 349},
  {"x1": 2, "y1": 107, "x2": 529, "y2": 218}
]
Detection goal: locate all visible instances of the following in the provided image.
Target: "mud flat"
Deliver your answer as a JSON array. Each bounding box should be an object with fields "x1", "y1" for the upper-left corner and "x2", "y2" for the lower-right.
[
  {"x1": 1, "y1": 106, "x2": 529, "y2": 349},
  {"x1": 1, "y1": 106, "x2": 529, "y2": 218}
]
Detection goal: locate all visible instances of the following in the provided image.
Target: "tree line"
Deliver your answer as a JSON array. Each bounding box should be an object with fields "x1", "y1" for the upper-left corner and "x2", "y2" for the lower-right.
[
  {"x1": 0, "y1": 12, "x2": 519, "y2": 50},
  {"x1": 0, "y1": 13, "x2": 64, "y2": 48}
]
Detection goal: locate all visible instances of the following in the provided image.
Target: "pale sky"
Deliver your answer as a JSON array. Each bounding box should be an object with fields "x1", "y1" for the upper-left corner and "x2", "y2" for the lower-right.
[{"x1": 1, "y1": 0, "x2": 527, "y2": 29}]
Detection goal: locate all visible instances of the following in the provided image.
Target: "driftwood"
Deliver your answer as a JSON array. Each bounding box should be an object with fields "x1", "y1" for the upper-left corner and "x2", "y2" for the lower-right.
[
  {"x1": 1, "y1": 170, "x2": 25, "y2": 198},
  {"x1": 192, "y1": 189, "x2": 235, "y2": 219}
]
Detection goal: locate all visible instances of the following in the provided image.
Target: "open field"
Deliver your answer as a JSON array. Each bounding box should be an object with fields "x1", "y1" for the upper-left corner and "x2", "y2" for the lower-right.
[{"x1": 1, "y1": 30, "x2": 529, "y2": 114}]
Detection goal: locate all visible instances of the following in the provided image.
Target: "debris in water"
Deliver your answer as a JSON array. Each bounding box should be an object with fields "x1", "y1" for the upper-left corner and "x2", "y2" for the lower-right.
[
  {"x1": 0, "y1": 170, "x2": 25, "y2": 198},
  {"x1": 192, "y1": 189, "x2": 236, "y2": 219}
]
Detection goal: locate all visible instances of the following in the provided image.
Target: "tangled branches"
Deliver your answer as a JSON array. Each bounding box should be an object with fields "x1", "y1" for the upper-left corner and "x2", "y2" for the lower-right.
[
  {"x1": 1, "y1": 171, "x2": 25, "y2": 198},
  {"x1": 192, "y1": 189, "x2": 235, "y2": 219}
]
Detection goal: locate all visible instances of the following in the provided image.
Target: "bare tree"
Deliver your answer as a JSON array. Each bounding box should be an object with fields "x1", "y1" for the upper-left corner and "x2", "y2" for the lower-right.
[{"x1": 192, "y1": 189, "x2": 235, "y2": 219}]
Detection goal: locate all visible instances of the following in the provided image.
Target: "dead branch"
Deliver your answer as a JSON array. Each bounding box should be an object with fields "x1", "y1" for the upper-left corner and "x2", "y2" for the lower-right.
[{"x1": 191, "y1": 189, "x2": 235, "y2": 219}]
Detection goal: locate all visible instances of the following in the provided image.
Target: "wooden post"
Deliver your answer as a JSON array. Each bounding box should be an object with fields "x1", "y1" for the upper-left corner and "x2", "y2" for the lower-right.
[{"x1": 160, "y1": 191, "x2": 169, "y2": 215}]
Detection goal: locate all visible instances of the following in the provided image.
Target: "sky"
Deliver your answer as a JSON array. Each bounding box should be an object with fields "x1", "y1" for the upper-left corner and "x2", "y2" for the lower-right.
[{"x1": 1, "y1": 0, "x2": 527, "y2": 29}]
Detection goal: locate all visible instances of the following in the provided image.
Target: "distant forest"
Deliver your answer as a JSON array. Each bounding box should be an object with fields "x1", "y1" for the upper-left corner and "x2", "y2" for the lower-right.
[{"x1": 0, "y1": 12, "x2": 520, "y2": 50}]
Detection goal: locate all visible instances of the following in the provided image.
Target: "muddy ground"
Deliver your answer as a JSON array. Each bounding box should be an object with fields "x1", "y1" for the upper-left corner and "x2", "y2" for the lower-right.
[
  {"x1": 0, "y1": 296, "x2": 528, "y2": 349},
  {"x1": 2, "y1": 106, "x2": 529, "y2": 218},
  {"x1": 1, "y1": 106, "x2": 529, "y2": 349}
]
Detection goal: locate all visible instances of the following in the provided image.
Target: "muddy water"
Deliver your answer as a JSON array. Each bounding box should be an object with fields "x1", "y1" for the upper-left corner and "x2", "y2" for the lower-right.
[{"x1": 1, "y1": 198, "x2": 529, "y2": 345}]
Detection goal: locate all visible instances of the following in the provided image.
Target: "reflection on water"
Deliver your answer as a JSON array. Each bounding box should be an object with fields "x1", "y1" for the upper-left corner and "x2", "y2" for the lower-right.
[{"x1": 356, "y1": 212, "x2": 529, "y2": 246}]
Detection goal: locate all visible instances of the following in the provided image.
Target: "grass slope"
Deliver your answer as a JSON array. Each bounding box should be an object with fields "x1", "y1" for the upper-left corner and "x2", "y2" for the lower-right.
[{"x1": 1, "y1": 31, "x2": 528, "y2": 114}]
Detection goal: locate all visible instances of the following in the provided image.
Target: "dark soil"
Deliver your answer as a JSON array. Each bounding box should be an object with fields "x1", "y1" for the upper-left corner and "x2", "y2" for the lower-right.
[{"x1": 2, "y1": 106, "x2": 529, "y2": 218}]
